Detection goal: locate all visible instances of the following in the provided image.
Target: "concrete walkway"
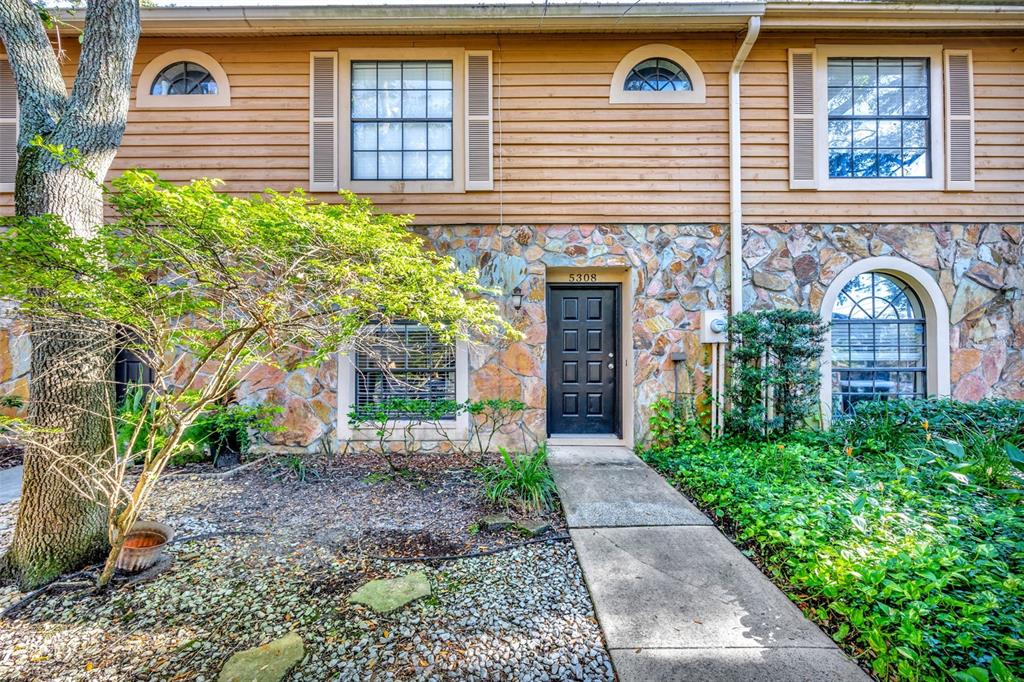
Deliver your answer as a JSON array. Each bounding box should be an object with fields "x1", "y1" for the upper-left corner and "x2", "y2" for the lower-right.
[
  {"x1": 0, "y1": 465, "x2": 22, "y2": 504},
  {"x1": 549, "y1": 445, "x2": 868, "y2": 681}
]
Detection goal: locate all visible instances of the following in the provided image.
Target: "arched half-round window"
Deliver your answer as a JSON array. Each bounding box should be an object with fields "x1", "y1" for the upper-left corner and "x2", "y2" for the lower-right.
[
  {"x1": 624, "y1": 58, "x2": 692, "y2": 92},
  {"x1": 610, "y1": 44, "x2": 706, "y2": 104},
  {"x1": 136, "y1": 49, "x2": 231, "y2": 108},
  {"x1": 151, "y1": 61, "x2": 218, "y2": 96},
  {"x1": 830, "y1": 271, "x2": 927, "y2": 413}
]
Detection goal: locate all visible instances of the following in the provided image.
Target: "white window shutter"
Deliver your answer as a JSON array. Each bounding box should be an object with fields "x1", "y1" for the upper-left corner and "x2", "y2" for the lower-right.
[
  {"x1": 464, "y1": 50, "x2": 493, "y2": 191},
  {"x1": 788, "y1": 49, "x2": 817, "y2": 190},
  {"x1": 309, "y1": 52, "x2": 338, "y2": 192},
  {"x1": 944, "y1": 49, "x2": 975, "y2": 191},
  {"x1": 0, "y1": 57, "x2": 17, "y2": 189}
]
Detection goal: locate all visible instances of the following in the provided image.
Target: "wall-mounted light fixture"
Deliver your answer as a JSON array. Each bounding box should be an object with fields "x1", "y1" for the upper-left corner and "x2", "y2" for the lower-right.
[{"x1": 511, "y1": 287, "x2": 523, "y2": 310}]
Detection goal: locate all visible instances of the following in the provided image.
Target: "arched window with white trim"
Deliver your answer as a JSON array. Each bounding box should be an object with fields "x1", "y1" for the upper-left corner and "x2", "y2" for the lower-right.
[
  {"x1": 830, "y1": 272, "x2": 927, "y2": 413},
  {"x1": 819, "y1": 256, "x2": 951, "y2": 424},
  {"x1": 610, "y1": 44, "x2": 706, "y2": 104},
  {"x1": 136, "y1": 49, "x2": 231, "y2": 108}
]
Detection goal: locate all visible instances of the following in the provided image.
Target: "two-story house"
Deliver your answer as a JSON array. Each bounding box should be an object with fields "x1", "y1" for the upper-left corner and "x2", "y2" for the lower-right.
[{"x1": 1, "y1": 0, "x2": 1021, "y2": 451}]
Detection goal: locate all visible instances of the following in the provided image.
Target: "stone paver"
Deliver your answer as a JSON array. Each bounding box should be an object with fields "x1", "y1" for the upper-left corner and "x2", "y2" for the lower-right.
[
  {"x1": 0, "y1": 465, "x2": 22, "y2": 504},
  {"x1": 550, "y1": 445, "x2": 869, "y2": 682}
]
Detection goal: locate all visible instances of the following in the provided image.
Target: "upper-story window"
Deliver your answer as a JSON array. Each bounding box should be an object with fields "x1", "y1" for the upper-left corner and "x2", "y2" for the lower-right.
[
  {"x1": 610, "y1": 44, "x2": 706, "y2": 104},
  {"x1": 316, "y1": 48, "x2": 492, "y2": 194},
  {"x1": 624, "y1": 58, "x2": 692, "y2": 92},
  {"x1": 788, "y1": 45, "x2": 975, "y2": 192},
  {"x1": 826, "y1": 57, "x2": 930, "y2": 179},
  {"x1": 350, "y1": 60, "x2": 454, "y2": 181},
  {"x1": 136, "y1": 49, "x2": 231, "y2": 109},
  {"x1": 150, "y1": 61, "x2": 218, "y2": 96}
]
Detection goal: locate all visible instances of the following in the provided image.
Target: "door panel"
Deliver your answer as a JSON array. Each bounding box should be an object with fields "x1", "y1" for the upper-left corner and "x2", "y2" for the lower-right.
[{"x1": 547, "y1": 285, "x2": 619, "y2": 435}]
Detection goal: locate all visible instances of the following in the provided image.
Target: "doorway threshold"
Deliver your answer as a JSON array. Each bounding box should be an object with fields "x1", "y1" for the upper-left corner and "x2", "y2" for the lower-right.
[{"x1": 547, "y1": 435, "x2": 630, "y2": 448}]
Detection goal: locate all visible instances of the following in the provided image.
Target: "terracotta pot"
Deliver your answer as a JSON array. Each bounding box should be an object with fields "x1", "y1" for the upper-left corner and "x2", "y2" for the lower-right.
[{"x1": 115, "y1": 521, "x2": 174, "y2": 573}]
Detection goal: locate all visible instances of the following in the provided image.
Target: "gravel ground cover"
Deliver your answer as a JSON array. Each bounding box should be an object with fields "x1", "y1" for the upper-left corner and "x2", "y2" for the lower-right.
[{"x1": 0, "y1": 457, "x2": 614, "y2": 681}]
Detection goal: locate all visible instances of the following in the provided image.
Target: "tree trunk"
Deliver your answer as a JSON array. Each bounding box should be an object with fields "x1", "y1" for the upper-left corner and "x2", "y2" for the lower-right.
[
  {"x1": 0, "y1": 0, "x2": 140, "y2": 589},
  {"x1": 4, "y1": 317, "x2": 114, "y2": 587}
]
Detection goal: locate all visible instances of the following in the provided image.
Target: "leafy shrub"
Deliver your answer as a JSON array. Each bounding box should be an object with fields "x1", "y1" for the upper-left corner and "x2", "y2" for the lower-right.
[
  {"x1": 833, "y1": 398, "x2": 1024, "y2": 488},
  {"x1": 181, "y1": 402, "x2": 281, "y2": 467},
  {"x1": 644, "y1": 413, "x2": 1024, "y2": 680},
  {"x1": 726, "y1": 309, "x2": 825, "y2": 439},
  {"x1": 647, "y1": 395, "x2": 705, "y2": 451},
  {"x1": 482, "y1": 444, "x2": 555, "y2": 514},
  {"x1": 115, "y1": 384, "x2": 167, "y2": 460},
  {"x1": 347, "y1": 397, "x2": 526, "y2": 469}
]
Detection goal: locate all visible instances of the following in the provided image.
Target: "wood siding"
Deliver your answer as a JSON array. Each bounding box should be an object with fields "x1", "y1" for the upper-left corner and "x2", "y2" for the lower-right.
[
  {"x1": 742, "y1": 33, "x2": 1024, "y2": 222},
  {"x1": 1, "y1": 32, "x2": 1021, "y2": 224}
]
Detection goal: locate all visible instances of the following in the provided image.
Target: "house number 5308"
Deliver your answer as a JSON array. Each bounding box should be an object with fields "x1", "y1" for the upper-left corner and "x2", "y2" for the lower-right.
[{"x1": 569, "y1": 273, "x2": 598, "y2": 283}]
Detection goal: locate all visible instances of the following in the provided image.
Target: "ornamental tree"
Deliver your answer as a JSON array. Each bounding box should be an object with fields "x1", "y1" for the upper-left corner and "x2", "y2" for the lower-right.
[{"x1": 0, "y1": 170, "x2": 511, "y2": 587}]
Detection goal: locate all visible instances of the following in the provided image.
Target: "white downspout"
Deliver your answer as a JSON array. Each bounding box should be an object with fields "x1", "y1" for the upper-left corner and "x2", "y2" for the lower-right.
[{"x1": 729, "y1": 16, "x2": 761, "y2": 316}]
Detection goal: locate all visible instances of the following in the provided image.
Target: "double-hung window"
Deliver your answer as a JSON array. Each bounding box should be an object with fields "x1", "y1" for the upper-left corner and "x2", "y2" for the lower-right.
[
  {"x1": 309, "y1": 47, "x2": 494, "y2": 194},
  {"x1": 350, "y1": 61, "x2": 454, "y2": 182},
  {"x1": 826, "y1": 57, "x2": 930, "y2": 179},
  {"x1": 789, "y1": 45, "x2": 974, "y2": 191},
  {"x1": 354, "y1": 322, "x2": 457, "y2": 419}
]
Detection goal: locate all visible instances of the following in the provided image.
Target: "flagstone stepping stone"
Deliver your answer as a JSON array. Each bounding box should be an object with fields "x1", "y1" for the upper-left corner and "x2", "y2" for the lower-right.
[
  {"x1": 517, "y1": 520, "x2": 552, "y2": 537},
  {"x1": 478, "y1": 514, "x2": 514, "y2": 531},
  {"x1": 218, "y1": 631, "x2": 304, "y2": 682},
  {"x1": 348, "y1": 572, "x2": 431, "y2": 613}
]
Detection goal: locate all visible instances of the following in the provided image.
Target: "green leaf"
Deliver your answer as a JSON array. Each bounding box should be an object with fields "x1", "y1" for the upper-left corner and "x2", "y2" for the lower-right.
[
  {"x1": 953, "y1": 668, "x2": 990, "y2": 682},
  {"x1": 1006, "y1": 443, "x2": 1024, "y2": 472},
  {"x1": 990, "y1": 657, "x2": 1014, "y2": 682}
]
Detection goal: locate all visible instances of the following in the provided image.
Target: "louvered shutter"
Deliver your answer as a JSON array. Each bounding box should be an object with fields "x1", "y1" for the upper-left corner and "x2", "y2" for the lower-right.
[
  {"x1": 464, "y1": 51, "x2": 493, "y2": 191},
  {"x1": 309, "y1": 52, "x2": 338, "y2": 192},
  {"x1": 944, "y1": 50, "x2": 974, "y2": 191},
  {"x1": 788, "y1": 49, "x2": 817, "y2": 189},
  {"x1": 0, "y1": 58, "x2": 17, "y2": 189}
]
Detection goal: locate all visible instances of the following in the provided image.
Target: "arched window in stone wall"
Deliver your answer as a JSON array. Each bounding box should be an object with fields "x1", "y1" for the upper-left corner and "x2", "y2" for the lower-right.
[
  {"x1": 830, "y1": 271, "x2": 927, "y2": 414},
  {"x1": 820, "y1": 257, "x2": 951, "y2": 423}
]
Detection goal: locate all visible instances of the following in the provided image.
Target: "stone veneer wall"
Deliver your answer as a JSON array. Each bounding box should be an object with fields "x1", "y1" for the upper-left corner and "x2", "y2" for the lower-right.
[
  {"x1": 1, "y1": 222, "x2": 1019, "y2": 452},
  {"x1": 743, "y1": 223, "x2": 1024, "y2": 402}
]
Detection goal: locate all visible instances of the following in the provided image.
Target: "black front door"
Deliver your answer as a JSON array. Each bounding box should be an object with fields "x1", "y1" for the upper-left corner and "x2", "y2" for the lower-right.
[{"x1": 546, "y1": 285, "x2": 619, "y2": 435}]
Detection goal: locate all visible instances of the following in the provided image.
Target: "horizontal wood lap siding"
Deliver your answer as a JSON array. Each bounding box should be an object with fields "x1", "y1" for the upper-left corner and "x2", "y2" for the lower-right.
[
  {"x1": 0, "y1": 35, "x2": 734, "y2": 222},
  {"x1": 2, "y1": 33, "x2": 1021, "y2": 224},
  {"x1": 742, "y1": 34, "x2": 1024, "y2": 222}
]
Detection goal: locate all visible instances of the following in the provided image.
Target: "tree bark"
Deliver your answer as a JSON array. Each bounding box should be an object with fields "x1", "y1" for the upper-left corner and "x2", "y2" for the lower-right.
[{"x1": 0, "y1": 0, "x2": 140, "y2": 589}]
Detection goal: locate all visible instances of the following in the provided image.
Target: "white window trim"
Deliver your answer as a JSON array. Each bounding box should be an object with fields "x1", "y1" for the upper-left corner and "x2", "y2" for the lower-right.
[
  {"x1": 336, "y1": 340, "x2": 470, "y2": 442},
  {"x1": 609, "y1": 44, "x2": 706, "y2": 105},
  {"x1": 819, "y1": 256, "x2": 951, "y2": 428},
  {"x1": 339, "y1": 47, "x2": 465, "y2": 194},
  {"x1": 0, "y1": 54, "x2": 16, "y2": 193},
  {"x1": 136, "y1": 49, "x2": 231, "y2": 109},
  {"x1": 814, "y1": 44, "x2": 945, "y2": 191}
]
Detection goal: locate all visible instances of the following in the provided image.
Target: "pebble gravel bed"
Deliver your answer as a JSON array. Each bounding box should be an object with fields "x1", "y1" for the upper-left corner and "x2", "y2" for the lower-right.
[{"x1": 0, "y1": 465, "x2": 615, "y2": 681}]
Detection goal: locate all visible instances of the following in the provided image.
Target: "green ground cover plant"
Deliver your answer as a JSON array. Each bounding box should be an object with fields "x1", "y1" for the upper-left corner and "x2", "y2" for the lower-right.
[{"x1": 643, "y1": 398, "x2": 1023, "y2": 682}]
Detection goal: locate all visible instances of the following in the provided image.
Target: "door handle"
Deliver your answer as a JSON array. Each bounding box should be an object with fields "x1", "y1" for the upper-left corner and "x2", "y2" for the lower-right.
[{"x1": 608, "y1": 363, "x2": 614, "y2": 370}]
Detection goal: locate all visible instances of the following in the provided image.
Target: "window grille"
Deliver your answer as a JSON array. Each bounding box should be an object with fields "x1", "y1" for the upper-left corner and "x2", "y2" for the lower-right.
[
  {"x1": 351, "y1": 60, "x2": 454, "y2": 181},
  {"x1": 826, "y1": 57, "x2": 930, "y2": 178},
  {"x1": 831, "y1": 272, "x2": 927, "y2": 414},
  {"x1": 151, "y1": 61, "x2": 218, "y2": 96},
  {"x1": 623, "y1": 58, "x2": 692, "y2": 92},
  {"x1": 354, "y1": 322, "x2": 456, "y2": 419}
]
